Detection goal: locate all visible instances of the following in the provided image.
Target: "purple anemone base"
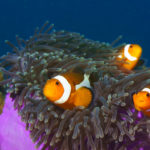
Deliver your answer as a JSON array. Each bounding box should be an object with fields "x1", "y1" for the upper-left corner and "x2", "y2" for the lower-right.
[{"x1": 0, "y1": 94, "x2": 38, "y2": 150}]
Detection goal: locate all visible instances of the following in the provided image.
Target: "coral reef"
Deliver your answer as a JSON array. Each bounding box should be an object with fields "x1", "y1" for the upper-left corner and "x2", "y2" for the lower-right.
[{"x1": 0, "y1": 22, "x2": 150, "y2": 150}]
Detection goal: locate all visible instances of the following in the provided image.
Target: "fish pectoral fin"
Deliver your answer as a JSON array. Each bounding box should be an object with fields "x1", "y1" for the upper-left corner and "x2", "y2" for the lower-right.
[{"x1": 73, "y1": 87, "x2": 93, "y2": 108}]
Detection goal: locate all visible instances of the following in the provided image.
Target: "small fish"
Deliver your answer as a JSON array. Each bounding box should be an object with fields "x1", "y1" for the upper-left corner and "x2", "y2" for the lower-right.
[
  {"x1": 43, "y1": 68, "x2": 93, "y2": 110},
  {"x1": 133, "y1": 86, "x2": 150, "y2": 117},
  {"x1": 117, "y1": 44, "x2": 142, "y2": 70}
]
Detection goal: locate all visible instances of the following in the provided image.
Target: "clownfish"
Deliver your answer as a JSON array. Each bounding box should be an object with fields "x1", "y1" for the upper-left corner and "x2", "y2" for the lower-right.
[
  {"x1": 43, "y1": 69, "x2": 94, "y2": 110},
  {"x1": 116, "y1": 44, "x2": 142, "y2": 70},
  {"x1": 133, "y1": 86, "x2": 150, "y2": 117}
]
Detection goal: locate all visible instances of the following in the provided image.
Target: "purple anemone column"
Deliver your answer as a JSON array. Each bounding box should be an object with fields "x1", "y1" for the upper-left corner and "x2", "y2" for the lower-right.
[{"x1": 0, "y1": 94, "x2": 38, "y2": 150}]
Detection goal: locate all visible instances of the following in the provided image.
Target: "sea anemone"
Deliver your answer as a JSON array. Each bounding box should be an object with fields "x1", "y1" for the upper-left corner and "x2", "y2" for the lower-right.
[{"x1": 0, "y1": 21, "x2": 150, "y2": 150}]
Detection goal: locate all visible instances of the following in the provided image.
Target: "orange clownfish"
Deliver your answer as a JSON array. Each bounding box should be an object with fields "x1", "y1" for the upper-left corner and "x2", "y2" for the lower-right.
[
  {"x1": 117, "y1": 44, "x2": 142, "y2": 70},
  {"x1": 133, "y1": 86, "x2": 150, "y2": 117},
  {"x1": 43, "y1": 70, "x2": 93, "y2": 110}
]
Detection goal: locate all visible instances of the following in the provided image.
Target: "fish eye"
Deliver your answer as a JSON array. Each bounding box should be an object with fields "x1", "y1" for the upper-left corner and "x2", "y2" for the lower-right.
[
  {"x1": 146, "y1": 93, "x2": 150, "y2": 97},
  {"x1": 56, "y1": 81, "x2": 59, "y2": 85},
  {"x1": 130, "y1": 45, "x2": 133, "y2": 48}
]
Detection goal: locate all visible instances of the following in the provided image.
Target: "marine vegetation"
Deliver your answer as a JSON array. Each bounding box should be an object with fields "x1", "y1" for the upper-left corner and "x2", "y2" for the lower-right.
[{"x1": 0, "y1": 21, "x2": 150, "y2": 150}]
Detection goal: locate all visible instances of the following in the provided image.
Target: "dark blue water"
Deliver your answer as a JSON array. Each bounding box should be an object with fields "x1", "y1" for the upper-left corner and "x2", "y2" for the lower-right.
[{"x1": 0, "y1": 0, "x2": 150, "y2": 66}]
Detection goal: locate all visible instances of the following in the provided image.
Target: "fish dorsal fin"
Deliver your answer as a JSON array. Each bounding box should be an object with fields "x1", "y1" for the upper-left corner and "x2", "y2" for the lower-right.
[
  {"x1": 75, "y1": 74, "x2": 91, "y2": 90},
  {"x1": 71, "y1": 66, "x2": 84, "y2": 75},
  {"x1": 63, "y1": 67, "x2": 84, "y2": 85}
]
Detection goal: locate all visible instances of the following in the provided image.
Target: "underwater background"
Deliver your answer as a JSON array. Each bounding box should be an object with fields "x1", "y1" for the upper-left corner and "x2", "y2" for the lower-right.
[{"x1": 0, "y1": 0, "x2": 150, "y2": 66}]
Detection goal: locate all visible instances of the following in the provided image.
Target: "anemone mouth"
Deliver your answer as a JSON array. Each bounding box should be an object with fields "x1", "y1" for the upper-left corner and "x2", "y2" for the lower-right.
[{"x1": 0, "y1": 22, "x2": 150, "y2": 150}]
